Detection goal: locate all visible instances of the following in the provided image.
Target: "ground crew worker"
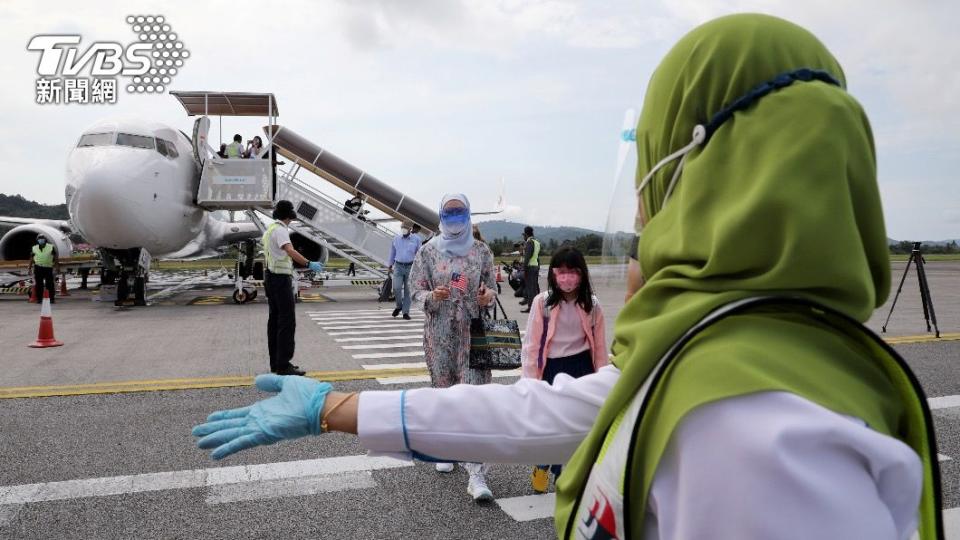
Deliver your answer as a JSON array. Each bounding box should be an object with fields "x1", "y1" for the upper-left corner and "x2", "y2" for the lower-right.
[
  {"x1": 194, "y1": 14, "x2": 942, "y2": 539},
  {"x1": 225, "y1": 134, "x2": 244, "y2": 158},
  {"x1": 28, "y1": 234, "x2": 58, "y2": 304},
  {"x1": 262, "y1": 200, "x2": 324, "y2": 376},
  {"x1": 520, "y1": 225, "x2": 540, "y2": 313}
]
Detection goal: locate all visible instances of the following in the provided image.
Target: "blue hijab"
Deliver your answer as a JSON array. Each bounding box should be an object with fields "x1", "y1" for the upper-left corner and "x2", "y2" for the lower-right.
[{"x1": 435, "y1": 193, "x2": 473, "y2": 257}]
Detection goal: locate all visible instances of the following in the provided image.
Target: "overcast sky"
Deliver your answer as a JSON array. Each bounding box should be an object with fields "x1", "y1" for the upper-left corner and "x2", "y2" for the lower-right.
[{"x1": 0, "y1": 0, "x2": 956, "y2": 240}]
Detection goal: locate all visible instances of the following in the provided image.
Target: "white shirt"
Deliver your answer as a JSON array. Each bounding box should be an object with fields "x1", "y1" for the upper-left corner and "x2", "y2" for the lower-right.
[
  {"x1": 357, "y1": 366, "x2": 922, "y2": 539},
  {"x1": 269, "y1": 224, "x2": 292, "y2": 264}
]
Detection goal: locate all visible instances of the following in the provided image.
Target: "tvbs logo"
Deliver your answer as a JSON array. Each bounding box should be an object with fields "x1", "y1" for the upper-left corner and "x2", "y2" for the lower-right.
[{"x1": 28, "y1": 15, "x2": 189, "y2": 105}]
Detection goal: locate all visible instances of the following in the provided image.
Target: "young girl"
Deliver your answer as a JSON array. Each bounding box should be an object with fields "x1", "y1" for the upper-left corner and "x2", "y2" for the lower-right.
[{"x1": 520, "y1": 246, "x2": 608, "y2": 493}]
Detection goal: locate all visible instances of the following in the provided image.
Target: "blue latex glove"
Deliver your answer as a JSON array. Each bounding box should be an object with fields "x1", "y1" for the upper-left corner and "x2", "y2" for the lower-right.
[
  {"x1": 192, "y1": 374, "x2": 332, "y2": 460},
  {"x1": 308, "y1": 261, "x2": 323, "y2": 273}
]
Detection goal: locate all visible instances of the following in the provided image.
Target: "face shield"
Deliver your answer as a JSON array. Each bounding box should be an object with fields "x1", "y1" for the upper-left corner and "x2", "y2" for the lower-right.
[{"x1": 601, "y1": 109, "x2": 706, "y2": 302}]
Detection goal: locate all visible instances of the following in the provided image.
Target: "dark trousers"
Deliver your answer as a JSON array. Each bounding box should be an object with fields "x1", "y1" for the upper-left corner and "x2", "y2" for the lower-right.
[
  {"x1": 523, "y1": 265, "x2": 540, "y2": 305},
  {"x1": 34, "y1": 266, "x2": 55, "y2": 303},
  {"x1": 538, "y1": 349, "x2": 595, "y2": 477},
  {"x1": 265, "y1": 271, "x2": 296, "y2": 372}
]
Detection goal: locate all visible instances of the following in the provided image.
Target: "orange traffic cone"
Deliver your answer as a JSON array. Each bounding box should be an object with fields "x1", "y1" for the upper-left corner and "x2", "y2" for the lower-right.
[
  {"x1": 496, "y1": 266, "x2": 504, "y2": 283},
  {"x1": 29, "y1": 290, "x2": 63, "y2": 348},
  {"x1": 59, "y1": 274, "x2": 71, "y2": 296},
  {"x1": 28, "y1": 282, "x2": 37, "y2": 303}
]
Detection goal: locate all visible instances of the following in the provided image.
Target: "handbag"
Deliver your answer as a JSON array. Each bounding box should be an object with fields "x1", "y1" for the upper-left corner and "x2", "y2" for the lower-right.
[
  {"x1": 378, "y1": 274, "x2": 394, "y2": 303},
  {"x1": 469, "y1": 296, "x2": 522, "y2": 370}
]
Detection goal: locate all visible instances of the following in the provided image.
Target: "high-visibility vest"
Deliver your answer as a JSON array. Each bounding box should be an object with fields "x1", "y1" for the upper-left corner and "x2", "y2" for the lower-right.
[
  {"x1": 527, "y1": 238, "x2": 541, "y2": 267},
  {"x1": 262, "y1": 223, "x2": 293, "y2": 275},
  {"x1": 32, "y1": 244, "x2": 54, "y2": 267},
  {"x1": 225, "y1": 141, "x2": 244, "y2": 158}
]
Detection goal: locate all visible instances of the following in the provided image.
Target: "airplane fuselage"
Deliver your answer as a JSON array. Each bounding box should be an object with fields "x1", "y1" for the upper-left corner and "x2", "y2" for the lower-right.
[{"x1": 65, "y1": 119, "x2": 206, "y2": 257}]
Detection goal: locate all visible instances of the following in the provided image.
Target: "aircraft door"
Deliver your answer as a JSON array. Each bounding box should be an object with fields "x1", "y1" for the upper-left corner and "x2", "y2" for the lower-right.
[{"x1": 192, "y1": 116, "x2": 212, "y2": 167}]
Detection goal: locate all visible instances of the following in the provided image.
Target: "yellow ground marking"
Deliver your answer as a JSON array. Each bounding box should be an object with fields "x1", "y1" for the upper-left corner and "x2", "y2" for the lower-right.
[
  {"x1": 884, "y1": 332, "x2": 960, "y2": 345},
  {"x1": 298, "y1": 293, "x2": 330, "y2": 303},
  {"x1": 0, "y1": 367, "x2": 430, "y2": 399},
  {"x1": 188, "y1": 296, "x2": 227, "y2": 305}
]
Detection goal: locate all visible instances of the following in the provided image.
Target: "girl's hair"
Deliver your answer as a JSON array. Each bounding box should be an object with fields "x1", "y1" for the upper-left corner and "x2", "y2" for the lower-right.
[
  {"x1": 545, "y1": 246, "x2": 594, "y2": 312},
  {"x1": 252, "y1": 136, "x2": 262, "y2": 146}
]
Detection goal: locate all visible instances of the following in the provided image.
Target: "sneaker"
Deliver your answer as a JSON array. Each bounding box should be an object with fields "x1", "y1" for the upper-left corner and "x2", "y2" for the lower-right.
[
  {"x1": 392, "y1": 308, "x2": 401, "y2": 317},
  {"x1": 402, "y1": 313, "x2": 411, "y2": 320},
  {"x1": 435, "y1": 462, "x2": 455, "y2": 473},
  {"x1": 530, "y1": 467, "x2": 549, "y2": 494},
  {"x1": 467, "y1": 473, "x2": 494, "y2": 503},
  {"x1": 275, "y1": 366, "x2": 306, "y2": 376}
]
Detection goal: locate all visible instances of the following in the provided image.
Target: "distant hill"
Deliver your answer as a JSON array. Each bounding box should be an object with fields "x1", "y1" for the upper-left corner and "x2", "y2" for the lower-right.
[
  {"x1": 477, "y1": 220, "x2": 600, "y2": 244},
  {"x1": 0, "y1": 194, "x2": 68, "y2": 220}
]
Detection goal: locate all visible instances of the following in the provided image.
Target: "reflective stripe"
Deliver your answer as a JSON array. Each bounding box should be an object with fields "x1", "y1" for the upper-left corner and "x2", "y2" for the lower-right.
[
  {"x1": 32, "y1": 244, "x2": 54, "y2": 267},
  {"x1": 262, "y1": 223, "x2": 293, "y2": 275},
  {"x1": 528, "y1": 238, "x2": 541, "y2": 267}
]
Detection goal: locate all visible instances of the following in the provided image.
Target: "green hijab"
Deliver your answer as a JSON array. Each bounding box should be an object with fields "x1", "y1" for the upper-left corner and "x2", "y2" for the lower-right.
[{"x1": 555, "y1": 14, "x2": 930, "y2": 538}]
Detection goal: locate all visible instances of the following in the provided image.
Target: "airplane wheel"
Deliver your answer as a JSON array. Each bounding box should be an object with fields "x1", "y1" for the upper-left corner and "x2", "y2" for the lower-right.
[
  {"x1": 134, "y1": 276, "x2": 147, "y2": 306},
  {"x1": 233, "y1": 289, "x2": 247, "y2": 304}
]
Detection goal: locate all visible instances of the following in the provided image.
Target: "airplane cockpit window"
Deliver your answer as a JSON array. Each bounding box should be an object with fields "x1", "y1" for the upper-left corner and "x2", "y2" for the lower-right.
[
  {"x1": 157, "y1": 139, "x2": 179, "y2": 158},
  {"x1": 117, "y1": 133, "x2": 156, "y2": 150},
  {"x1": 77, "y1": 132, "x2": 114, "y2": 147}
]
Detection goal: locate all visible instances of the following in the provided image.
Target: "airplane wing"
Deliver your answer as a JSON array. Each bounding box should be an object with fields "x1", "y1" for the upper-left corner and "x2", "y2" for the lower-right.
[{"x1": 0, "y1": 216, "x2": 73, "y2": 232}]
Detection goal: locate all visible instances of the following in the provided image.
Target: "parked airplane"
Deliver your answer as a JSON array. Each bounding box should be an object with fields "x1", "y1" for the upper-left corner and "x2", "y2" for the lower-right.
[{"x1": 0, "y1": 118, "x2": 329, "y2": 305}]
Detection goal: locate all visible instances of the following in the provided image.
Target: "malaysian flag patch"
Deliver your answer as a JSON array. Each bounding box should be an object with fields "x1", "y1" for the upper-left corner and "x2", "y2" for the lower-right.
[{"x1": 450, "y1": 272, "x2": 467, "y2": 292}]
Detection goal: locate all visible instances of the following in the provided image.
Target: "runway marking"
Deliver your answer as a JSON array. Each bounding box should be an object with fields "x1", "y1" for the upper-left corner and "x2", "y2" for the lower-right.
[
  {"x1": 362, "y1": 362, "x2": 430, "y2": 370},
  {"x1": 321, "y1": 323, "x2": 425, "y2": 331},
  {"x1": 327, "y1": 328, "x2": 430, "y2": 337},
  {"x1": 0, "y1": 455, "x2": 411, "y2": 505},
  {"x1": 360, "y1": 362, "x2": 521, "y2": 384},
  {"x1": 205, "y1": 471, "x2": 377, "y2": 505},
  {"x1": 884, "y1": 332, "x2": 960, "y2": 345},
  {"x1": 310, "y1": 315, "x2": 425, "y2": 323},
  {"x1": 928, "y1": 395, "x2": 960, "y2": 410},
  {"x1": 0, "y1": 503, "x2": 21, "y2": 527},
  {"x1": 306, "y1": 309, "x2": 399, "y2": 316},
  {"x1": 0, "y1": 368, "x2": 431, "y2": 399},
  {"x1": 341, "y1": 342, "x2": 424, "y2": 350},
  {"x1": 496, "y1": 493, "x2": 555, "y2": 522},
  {"x1": 352, "y1": 351, "x2": 426, "y2": 359},
  {"x1": 939, "y1": 454, "x2": 952, "y2": 462},
  {"x1": 335, "y1": 334, "x2": 424, "y2": 343}
]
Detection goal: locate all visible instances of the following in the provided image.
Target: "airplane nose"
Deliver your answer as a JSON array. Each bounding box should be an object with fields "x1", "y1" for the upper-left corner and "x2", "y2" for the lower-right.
[{"x1": 67, "y1": 152, "x2": 153, "y2": 249}]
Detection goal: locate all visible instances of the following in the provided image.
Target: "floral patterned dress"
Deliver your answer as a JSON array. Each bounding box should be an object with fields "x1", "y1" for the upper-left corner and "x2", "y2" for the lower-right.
[{"x1": 411, "y1": 239, "x2": 496, "y2": 388}]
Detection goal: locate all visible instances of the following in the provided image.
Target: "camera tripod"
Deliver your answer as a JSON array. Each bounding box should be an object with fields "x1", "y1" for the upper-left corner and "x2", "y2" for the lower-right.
[{"x1": 882, "y1": 242, "x2": 940, "y2": 337}]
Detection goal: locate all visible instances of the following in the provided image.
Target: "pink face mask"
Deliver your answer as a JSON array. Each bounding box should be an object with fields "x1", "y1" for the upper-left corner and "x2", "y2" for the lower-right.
[{"x1": 553, "y1": 270, "x2": 581, "y2": 293}]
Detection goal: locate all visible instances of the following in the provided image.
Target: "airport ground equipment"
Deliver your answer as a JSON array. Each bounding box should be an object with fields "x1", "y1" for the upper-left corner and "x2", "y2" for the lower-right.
[
  {"x1": 882, "y1": 242, "x2": 940, "y2": 338},
  {"x1": 171, "y1": 91, "x2": 440, "y2": 296}
]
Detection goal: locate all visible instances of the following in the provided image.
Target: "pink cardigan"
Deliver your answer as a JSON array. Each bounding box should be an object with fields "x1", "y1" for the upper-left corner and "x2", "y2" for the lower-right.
[{"x1": 521, "y1": 292, "x2": 608, "y2": 380}]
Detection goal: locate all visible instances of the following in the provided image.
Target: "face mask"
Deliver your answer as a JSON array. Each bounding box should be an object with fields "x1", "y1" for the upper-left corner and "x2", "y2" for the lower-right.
[
  {"x1": 37, "y1": 239, "x2": 46, "y2": 246},
  {"x1": 401, "y1": 228, "x2": 410, "y2": 236},
  {"x1": 442, "y1": 221, "x2": 467, "y2": 235},
  {"x1": 554, "y1": 270, "x2": 581, "y2": 293}
]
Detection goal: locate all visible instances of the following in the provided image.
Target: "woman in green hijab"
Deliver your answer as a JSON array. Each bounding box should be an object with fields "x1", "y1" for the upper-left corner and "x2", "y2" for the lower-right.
[{"x1": 193, "y1": 13, "x2": 941, "y2": 539}]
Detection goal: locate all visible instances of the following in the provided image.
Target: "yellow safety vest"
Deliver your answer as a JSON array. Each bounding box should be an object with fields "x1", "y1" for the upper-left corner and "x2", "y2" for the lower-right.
[
  {"x1": 225, "y1": 141, "x2": 244, "y2": 158},
  {"x1": 527, "y1": 238, "x2": 541, "y2": 267},
  {"x1": 262, "y1": 223, "x2": 293, "y2": 275},
  {"x1": 32, "y1": 244, "x2": 54, "y2": 267}
]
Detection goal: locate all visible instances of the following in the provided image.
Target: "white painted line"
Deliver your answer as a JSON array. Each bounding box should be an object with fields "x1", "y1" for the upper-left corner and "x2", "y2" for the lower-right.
[
  {"x1": 352, "y1": 351, "x2": 426, "y2": 360},
  {"x1": 205, "y1": 471, "x2": 376, "y2": 505},
  {"x1": 310, "y1": 315, "x2": 425, "y2": 323},
  {"x1": 342, "y1": 342, "x2": 423, "y2": 350},
  {"x1": 305, "y1": 309, "x2": 413, "y2": 316},
  {"x1": 362, "y1": 362, "x2": 427, "y2": 370},
  {"x1": 940, "y1": 453, "x2": 952, "y2": 462},
  {"x1": 945, "y1": 507, "x2": 960, "y2": 538},
  {"x1": 322, "y1": 323, "x2": 425, "y2": 331},
  {"x1": 928, "y1": 395, "x2": 960, "y2": 410},
  {"x1": 0, "y1": 455, "x2": 411, "y2": 505},
  {"x1": 496, "y1": 492, "x2": 555, "y2": 522},
  {"x1": 327, "y1": 328, "x2": 430, "y2": 337},
  {"x1": 376, "y1": 368, "x2": 521, "y2": 385},
  {"x1": 335, "y1": 334, "x2": 423, "y2": 343}
]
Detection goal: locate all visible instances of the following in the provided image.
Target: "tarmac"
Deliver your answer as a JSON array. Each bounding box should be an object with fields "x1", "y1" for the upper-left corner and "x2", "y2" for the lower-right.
[{"x1": 0, "y1": 260, "x2": 958, "y2": 539}]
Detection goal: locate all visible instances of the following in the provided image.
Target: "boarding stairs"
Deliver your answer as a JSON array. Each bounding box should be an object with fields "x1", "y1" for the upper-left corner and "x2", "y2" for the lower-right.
[{"x1": 276, "y1": 170, "x2": 393, "y2": 279}]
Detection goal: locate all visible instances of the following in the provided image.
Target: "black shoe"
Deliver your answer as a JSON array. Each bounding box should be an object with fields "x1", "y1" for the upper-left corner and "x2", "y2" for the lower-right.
[
  {"x1": 402, "y1": 313, "x2": 411, "y2": 320},
  {"x1": 276, "y1": 366, "x2": 306, "y2": 376},
  {"x1": 392, "y1": 308, "x2": 401, "y2": 317},
  {"x1": 520, "y1": 308, "x2": 530, "y2": 313},
  {"x1": 519, "y1": 299, "x2": 528, "y2": 305}
]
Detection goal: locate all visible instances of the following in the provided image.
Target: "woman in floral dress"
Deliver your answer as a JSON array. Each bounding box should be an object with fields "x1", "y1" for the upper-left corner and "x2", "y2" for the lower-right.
[{"x1": 410, "y1": 193, "x2": 497, "y2": 502}]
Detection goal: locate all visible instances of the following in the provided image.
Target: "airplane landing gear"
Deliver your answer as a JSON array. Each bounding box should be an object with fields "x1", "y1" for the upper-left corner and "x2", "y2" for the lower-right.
[{"x1": 232, "y1": 286, "x2": 258, "y2": 304}]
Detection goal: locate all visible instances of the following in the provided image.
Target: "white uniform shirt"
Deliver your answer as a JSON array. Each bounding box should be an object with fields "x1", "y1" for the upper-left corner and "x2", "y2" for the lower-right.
[
  {"x1": 269, "y1": 224, "x2": 292, "y2": 264},
  {"x1": 357, "y1": 366, "x2": 923, "y2": 539}
]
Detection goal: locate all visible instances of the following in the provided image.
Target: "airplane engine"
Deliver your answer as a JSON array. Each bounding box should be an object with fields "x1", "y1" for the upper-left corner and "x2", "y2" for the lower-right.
[
  {"x1": 289, "y1": 232, "x2": 329, "y2": 268},
  {"x1": 0, "y1": 224, "x2": 73, "y2": 261}
]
